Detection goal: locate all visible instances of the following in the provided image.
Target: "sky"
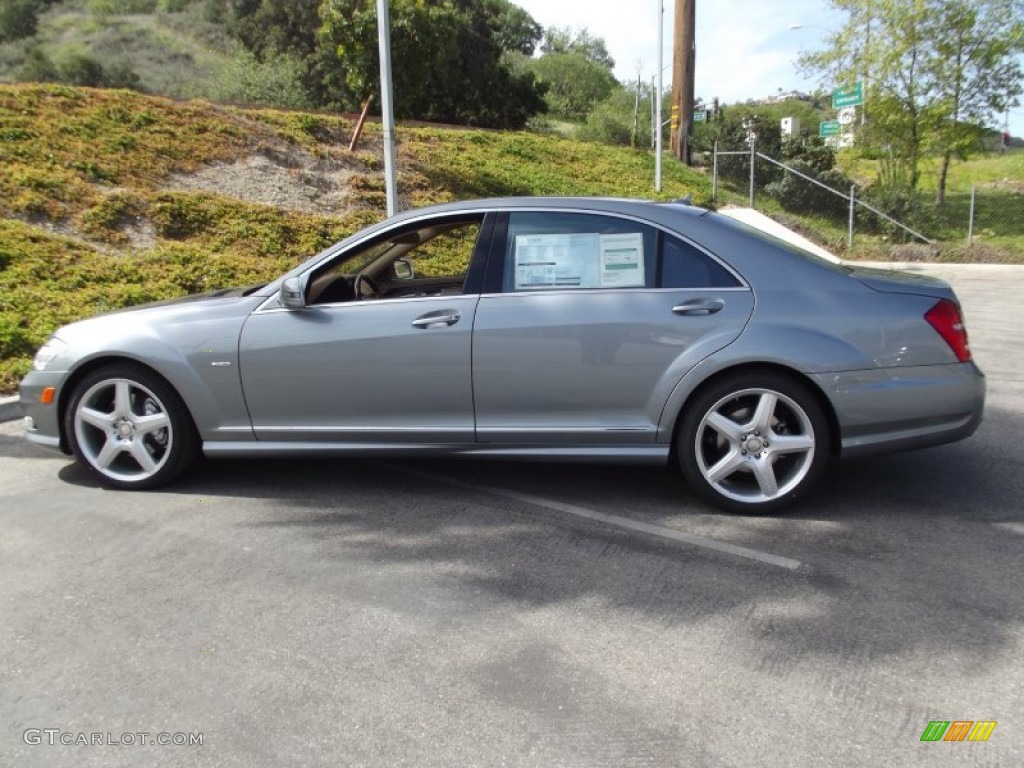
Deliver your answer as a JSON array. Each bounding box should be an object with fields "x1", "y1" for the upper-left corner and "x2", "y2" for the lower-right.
[{"x1": 510, "y1": 0, "x2": 1024, "y2": 138}]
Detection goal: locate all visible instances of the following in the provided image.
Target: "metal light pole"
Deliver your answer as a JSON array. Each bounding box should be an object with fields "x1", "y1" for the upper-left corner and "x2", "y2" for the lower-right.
[
  {"x1": 376, "y1": 0, "x2": 399, "y2": 216},
  {"x1": 655, "y1": 0, "x2": 664, "y2": 192}
]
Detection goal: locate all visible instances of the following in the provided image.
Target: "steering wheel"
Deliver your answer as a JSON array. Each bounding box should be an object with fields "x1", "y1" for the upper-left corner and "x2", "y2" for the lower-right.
[{"x1": 353, "y1": 273, "x2": 380, "y2": 300}]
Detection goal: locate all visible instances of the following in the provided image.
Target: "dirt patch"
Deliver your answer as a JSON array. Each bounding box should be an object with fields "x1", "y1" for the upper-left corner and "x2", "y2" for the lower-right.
[
  {"x1": 164, "y1": 145, "x2": 366, "y2": 215},
  {"x1": 17, "y1": 209, "x2": 156, "y2": 256}
]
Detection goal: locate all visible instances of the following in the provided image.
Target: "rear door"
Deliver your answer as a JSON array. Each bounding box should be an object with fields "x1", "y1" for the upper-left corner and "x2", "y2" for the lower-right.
[{"x1": 471, "y1": 209, "x2": 755, "y2": 444}]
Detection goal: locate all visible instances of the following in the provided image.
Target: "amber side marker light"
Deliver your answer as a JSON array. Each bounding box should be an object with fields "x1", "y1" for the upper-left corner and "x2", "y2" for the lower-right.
[{"x1": 40, "y1": 387, "x2": 55, "y2": 404}]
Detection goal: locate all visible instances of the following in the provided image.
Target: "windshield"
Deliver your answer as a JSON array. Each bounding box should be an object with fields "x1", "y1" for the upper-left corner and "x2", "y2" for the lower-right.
[{"x1": 334, "y1": 239, "x2": 395, "y2": 275}]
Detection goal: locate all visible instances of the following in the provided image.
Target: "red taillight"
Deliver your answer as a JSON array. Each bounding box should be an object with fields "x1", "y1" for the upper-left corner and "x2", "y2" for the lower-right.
[{"x1": 925, "y1": 299, "x2": 971, "y2": 362}]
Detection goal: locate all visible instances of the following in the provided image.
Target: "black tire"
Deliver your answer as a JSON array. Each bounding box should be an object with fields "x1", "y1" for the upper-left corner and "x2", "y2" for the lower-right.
[
  {"x1": 676, "y1": 370, "x2": 830, "y2": 514},
  {"x1": 64, "y1": 363, "x2": 199, "y2": 490}
]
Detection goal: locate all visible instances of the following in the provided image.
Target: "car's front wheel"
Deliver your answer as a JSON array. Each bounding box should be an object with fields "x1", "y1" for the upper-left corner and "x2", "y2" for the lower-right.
[
  {"x1": 65, "y1": 364, "x2": 199, "y2": 489},
  {"x1": 677, "y1": 371, "x2": 830, "y2": 513}
]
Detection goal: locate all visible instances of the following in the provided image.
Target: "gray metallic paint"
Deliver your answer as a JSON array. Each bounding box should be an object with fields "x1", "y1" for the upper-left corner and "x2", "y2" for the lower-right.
[
  {"x1": 472, "y1": 288, "x2": 754, "y2": 443},
  {"x1": 239, "y1": 294, "x2": 480, "y2": 442},
  {"x1": 20, "y1": 197, "x2": 985, "y2": 470}
]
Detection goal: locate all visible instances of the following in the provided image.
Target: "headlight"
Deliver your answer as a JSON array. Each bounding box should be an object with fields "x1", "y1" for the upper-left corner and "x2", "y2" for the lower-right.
[{"x1": 32, "y1": 337, "x2": 67, "y2": 371}]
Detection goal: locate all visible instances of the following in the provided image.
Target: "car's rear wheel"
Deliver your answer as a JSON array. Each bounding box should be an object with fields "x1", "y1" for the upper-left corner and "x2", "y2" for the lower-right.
[
  {"x1": 65, "y1": 364, "x2": 198, "y2": 489},
  {"x1": 677, "y1": 371, "x2": 830, "y2": 513}
]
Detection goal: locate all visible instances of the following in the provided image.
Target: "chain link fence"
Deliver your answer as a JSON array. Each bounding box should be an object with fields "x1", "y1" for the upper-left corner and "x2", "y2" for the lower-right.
[{"x1": 709, "y1": 142, "x2": 1024, "y2": 261}]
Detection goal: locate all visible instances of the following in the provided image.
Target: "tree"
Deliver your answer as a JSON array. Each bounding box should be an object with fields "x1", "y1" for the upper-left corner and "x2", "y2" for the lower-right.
[
  {"x1": 526, "y1": 27, "x2": 618, "y2": 122},
  {"x1": 0, "y1": 0, "x2": 47, "y2": 43},
  {"x1": 481, "y1": 0, "x2": 541, "y2": 55},
  {"x1": 578, "y1": 86, "x2": 651, "y2": 147},
  {"x1": 18, "y1": 48, "x2": 143, "y2": 91},
  {"x1": 529, "y1": 52, "x2": 617, "y2": 121},
  {"x1": 226, "y1": 0, "x2": 546, "y2": 127},
  {"x1": 799, "y1": 0, "x2": 1024, "y2": 197},
  {"x1": 540, "y1": 26, "x2": 614, "y2": 69},
  {"x1": 221, "y1": 0, "x2": 332, "y2": 106},
  {"x1": 922, "y1": 0, "x2": 1024, "y2": 203}
]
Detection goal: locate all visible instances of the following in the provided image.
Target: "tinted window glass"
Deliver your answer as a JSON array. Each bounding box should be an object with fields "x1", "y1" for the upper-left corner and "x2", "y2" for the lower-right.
[
  {"x1": 660, "y1": 234, "x2": 741, "y2": 288},
  {"x1": 503, "y1": 212, "x2": 657, "y2": 292}
]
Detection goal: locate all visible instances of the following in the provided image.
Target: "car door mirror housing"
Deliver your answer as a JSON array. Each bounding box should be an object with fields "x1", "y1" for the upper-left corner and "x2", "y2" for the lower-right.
[
  {"x1": 279, "y1": 277, "x2": 306, "y2": 309},
  {"x1": 393, "y1": 258, "x2": 414, "y2": 280}
]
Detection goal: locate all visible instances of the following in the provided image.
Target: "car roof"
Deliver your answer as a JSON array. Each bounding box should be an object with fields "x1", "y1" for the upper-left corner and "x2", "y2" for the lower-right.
[{"x1": 392, "y1": 196, "x2": 710, "y2": 221}]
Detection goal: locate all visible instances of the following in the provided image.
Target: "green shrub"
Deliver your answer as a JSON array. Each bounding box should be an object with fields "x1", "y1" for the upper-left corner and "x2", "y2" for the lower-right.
[
  {"x1": 765, "y1": 160, "x2": 853, "y2": 219},
  {"x1": 77, "y1": 193, "x2": 147, "y2": 243},
  {"x1": 59, "y1": 54, "x2": 107, "y2": 87},
  {"x1": 202, "y1": 48, "x2": 309, "y2": 109},
  {"x1": 103, "y1": 60, "x2": 143, "y2": 90},
  {"x1": 579, "y1": 90, "x2": 648, "y2": 147},
  {"x1": 87, "y1": 0, "x2": 159, "y2": 18},
  {"x1": 0, "y1": 0, "x2": 42, "y2": 43},
  {"x1": 18, "y1": 48, "x2": 60, "y2": 83},
  {"x1": 861, "y1": 160, "x2": 928, "y2": 242},
  {"x1": 151, "y1": 194, "x2": 214, "y2": 239}
]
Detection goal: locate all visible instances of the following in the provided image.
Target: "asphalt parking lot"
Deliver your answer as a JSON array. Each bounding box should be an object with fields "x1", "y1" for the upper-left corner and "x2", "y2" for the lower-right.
[{"x1": 1, "y1": 264, "x2": 1022, "y2": 767}]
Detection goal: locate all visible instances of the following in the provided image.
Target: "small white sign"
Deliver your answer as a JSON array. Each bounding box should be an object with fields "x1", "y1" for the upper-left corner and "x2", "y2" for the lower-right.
[
  {"x1": 599, "y1": 233, "x2": 645, "y2": 288},
  {"x1": 837, "y1": 106, "x2": 857, "y2": 125}
]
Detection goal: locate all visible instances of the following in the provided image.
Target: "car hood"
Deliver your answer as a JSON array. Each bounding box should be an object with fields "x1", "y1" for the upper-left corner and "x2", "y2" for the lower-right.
[
  {"x1": 105, "y1": 285, "x2": 264, "y2": 313},
  {"x1": 846, "y1": 266, "x2": 956, "y2": 301},
  {"x1": 53, "y1": 287, "x2": 263, "y2": 348}
]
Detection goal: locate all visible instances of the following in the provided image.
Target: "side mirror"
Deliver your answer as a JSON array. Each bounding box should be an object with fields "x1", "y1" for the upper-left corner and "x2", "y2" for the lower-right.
[
  {"x1": 279, "y1": 277, "x2": 306, "y2": 309},
  {"x1": 393, "y1": 258, "x2": 414, "y2": 280}
]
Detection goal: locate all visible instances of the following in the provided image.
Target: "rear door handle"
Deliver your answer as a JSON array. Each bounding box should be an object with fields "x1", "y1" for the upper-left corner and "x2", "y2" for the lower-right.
[
  {"x1": 672, "y1": 299, "x2": 724, "y2": 316},
  {"x1": 412, "y1": 310, "x2": 462, "y2": 329}
]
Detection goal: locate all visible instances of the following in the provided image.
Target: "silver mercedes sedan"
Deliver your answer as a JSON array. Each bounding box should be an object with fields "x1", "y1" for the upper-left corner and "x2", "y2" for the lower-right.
[{"x1": 19, "y1": 197, "x2": 984, "y2": 513}]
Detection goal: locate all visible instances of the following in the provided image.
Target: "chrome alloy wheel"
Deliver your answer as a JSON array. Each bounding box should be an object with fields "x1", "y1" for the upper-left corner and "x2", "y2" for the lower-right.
[
  {"x1": 73, "y1": 377, "x2": 174, "y2": 483},
  {"x1": 693, "y1": 387, "x2": 816, "y2": 504}
]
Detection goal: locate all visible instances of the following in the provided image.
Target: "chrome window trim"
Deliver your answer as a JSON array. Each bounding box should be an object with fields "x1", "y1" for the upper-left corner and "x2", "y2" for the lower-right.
[
  {"x1": 254, "y1": 292, "x2": 481, "y2": 315},
  {"x1": 475, "y1": 286, "x2": 750, "y2": 300}
]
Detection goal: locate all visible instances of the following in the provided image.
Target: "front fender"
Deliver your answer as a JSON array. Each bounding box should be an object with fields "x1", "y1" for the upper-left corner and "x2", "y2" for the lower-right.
[{"x1": 55, "y1": 307, "x2": 254, "y2": 444}]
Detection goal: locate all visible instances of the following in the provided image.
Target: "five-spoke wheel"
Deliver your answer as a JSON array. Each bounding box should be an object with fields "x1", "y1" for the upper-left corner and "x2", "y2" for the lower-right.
[
  {"x1": 678, "y1": 371, "x2": 829, "y2": 513},
  {"x1": 65, "y1": 364, "x2": 198, "y2": 489}
]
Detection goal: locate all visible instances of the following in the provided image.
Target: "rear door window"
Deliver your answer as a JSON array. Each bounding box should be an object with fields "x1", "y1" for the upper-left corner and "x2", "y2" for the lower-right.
[{"x1": 501, "y1": 212, "x2": 657, "y2": 292}]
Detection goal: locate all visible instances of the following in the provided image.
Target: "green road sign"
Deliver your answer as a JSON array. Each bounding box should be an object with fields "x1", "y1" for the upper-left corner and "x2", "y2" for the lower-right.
[
  {"x1": 819, "y1": 120, "x2": 841, "y2": 137},
  {"x1": 833, "y1": 82, "x2": 864, "y2": 108},
  {"x1": 693, "y1": 110, "x2": 709, "y2": 122}
]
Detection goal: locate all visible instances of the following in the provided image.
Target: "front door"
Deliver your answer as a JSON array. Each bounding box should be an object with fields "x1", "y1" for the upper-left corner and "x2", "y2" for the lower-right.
[{"x1": 238, "y1": 216, "x2": 487, "y2": 443}]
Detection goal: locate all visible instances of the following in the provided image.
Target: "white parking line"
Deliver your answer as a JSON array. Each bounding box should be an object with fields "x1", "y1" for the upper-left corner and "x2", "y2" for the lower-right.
[
  {"x1": 993, "y1": 522, "x2": 1024, "y2": 536},
  {"x1": 392, "y1": 465, "x2": 804, "y2": 571}
]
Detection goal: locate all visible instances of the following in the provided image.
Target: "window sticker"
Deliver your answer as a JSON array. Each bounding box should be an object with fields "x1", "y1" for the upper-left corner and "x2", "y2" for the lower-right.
[
  {"x1": 514, "y1": 233, "x2": 600, "y2": 289},
  {"x1": 599, "y1": 233, "x2": 645, "y2": 287},
  {"x1": 513, "y1": 232, "x2": 646, "y2": 290}
]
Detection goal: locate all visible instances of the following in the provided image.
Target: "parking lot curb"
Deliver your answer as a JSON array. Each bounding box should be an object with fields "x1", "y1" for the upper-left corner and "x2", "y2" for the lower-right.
[{"x1": 0, "y1": 395, "x2": 23, "y2": 424}]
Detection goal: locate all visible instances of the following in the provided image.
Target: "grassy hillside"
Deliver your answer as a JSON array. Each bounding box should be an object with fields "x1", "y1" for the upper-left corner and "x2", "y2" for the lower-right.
[
  {"x1": 0, "y1": 1, "x2": 234, "y2": 99},
  {"x1": 0, "y1": 83, "x2": 709, "y2": 392}
]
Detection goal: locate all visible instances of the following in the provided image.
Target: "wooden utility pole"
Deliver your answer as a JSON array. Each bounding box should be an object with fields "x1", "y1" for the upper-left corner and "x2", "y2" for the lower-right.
[{"x1": 670, "y1": 0, "x2": 696, "y2": 164}]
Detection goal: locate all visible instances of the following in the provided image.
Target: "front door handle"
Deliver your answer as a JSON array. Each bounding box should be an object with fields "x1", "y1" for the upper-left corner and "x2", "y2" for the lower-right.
[
  {"x1": 412, "y1": 310, "x2": 462, "y2": 329},
  {"x1": 672, "y1": 299, "x2": 724, "y2": 316}
]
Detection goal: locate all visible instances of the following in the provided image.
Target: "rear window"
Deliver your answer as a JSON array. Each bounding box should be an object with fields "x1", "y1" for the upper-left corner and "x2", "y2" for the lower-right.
[
  {"x1": 660, "y1": 234, "x2": 742, "y2": 288},
  {"x1": 709, "y1": 212, "x2": 849, "y2": 274}
]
